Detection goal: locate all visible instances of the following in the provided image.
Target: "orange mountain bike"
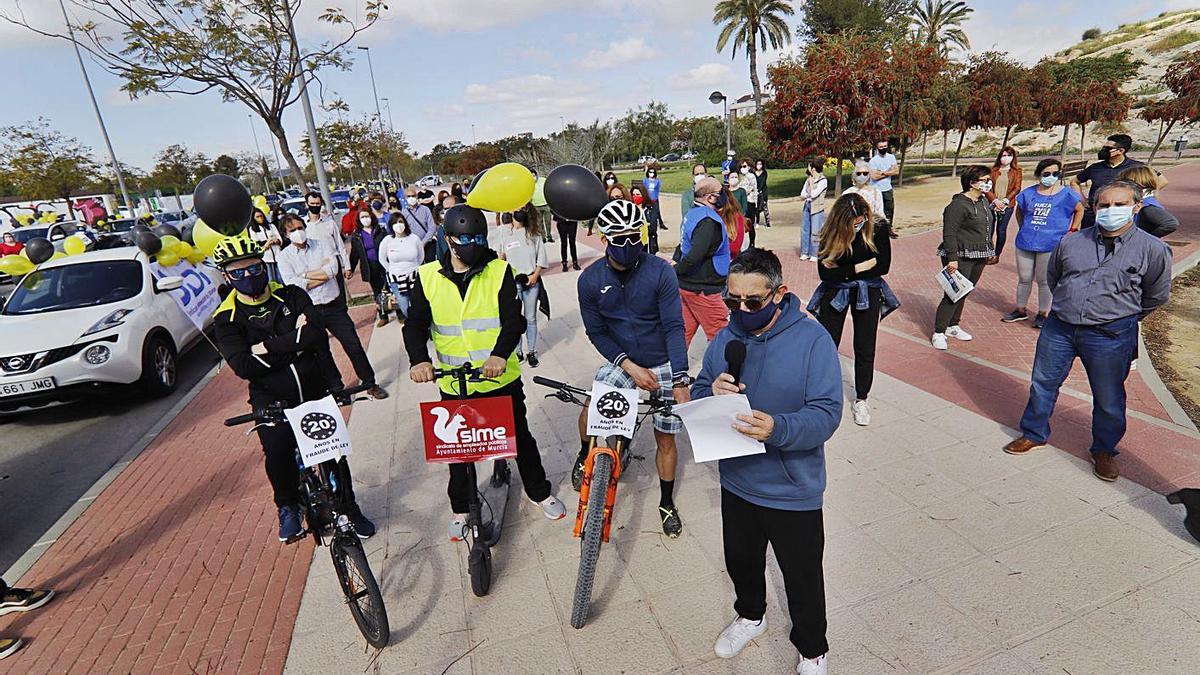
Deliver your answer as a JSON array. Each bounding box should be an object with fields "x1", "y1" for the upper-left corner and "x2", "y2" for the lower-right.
[{"x1": 533, "y1": 375, "x2": 676, "y2": 628}]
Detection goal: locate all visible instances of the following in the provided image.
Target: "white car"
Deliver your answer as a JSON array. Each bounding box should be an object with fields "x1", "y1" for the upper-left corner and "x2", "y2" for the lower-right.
[
  {"x1": 413, "y1": 175, "x2": 443, "y2": 188},
  {"x1": 636, "y1": 155, "x2": 657, "y2": 165},
  {"x1": 0, "y1": 247, "x2": 221, "y2": 412}
]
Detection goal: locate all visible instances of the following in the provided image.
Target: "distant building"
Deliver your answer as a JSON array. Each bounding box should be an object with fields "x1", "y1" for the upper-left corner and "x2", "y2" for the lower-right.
[{"x1": 729, "y1": 93, "x2": 771, "y2": 122}]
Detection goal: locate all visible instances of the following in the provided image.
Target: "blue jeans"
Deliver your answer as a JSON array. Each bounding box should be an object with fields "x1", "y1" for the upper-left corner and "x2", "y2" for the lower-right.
[
  {"x1": 1018, "y1": 314, "x2": 1138, "y2": 455},
  {"x1": 800, "y1": 202, "x2": 815, "y2": 256},
  {"x1": 387, "y1": 280, "x2": 411, "y2": 317},
  {"x1": 518, "y1": 282, "x2": 539, "y2": 355}
]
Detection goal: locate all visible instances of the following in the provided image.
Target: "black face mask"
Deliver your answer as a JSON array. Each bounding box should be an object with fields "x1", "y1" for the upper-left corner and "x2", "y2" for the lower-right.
[
  {"x1": 877, "y1": 147, "x2": 888, "y2": 156},
  {"x1": 228, "y1": 269, "x2": 269, "y2": 297},
  {"x1": 451, "y1": 242, "x2": 487, "y2": 267},
  {"x1": 306, "y1": 204, "x2": 322, "y2": 215},
  {"x1": 1098, "y1": 147, "x2": 1115, "y2": 161}
]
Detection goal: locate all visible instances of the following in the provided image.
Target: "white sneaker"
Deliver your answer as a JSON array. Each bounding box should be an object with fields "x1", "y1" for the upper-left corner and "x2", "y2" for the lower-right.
[
  {"x1": 945, "y1": 325, "x2": 973, "y2": 341},
  {"x1": 448, "y1": 514, "x2": 467, "y2": 542},
  {"x1": 797, "y1": 653, "x2": 828, "y2": 675},
  {"x1": 931, "y1": 333, "x2": 948, "y2": 350},
  {"x1": 852, "y1": 399, "x2": 870, "y2": 426},
  {"x1": 536, "y1": 494, "x2": 566, "y2": 520},
  {"x1": 714, "y1": 616, "x2": 767, "y2": 658},
  {"x1": 1130, "y1": 358, "x2": 1139, "y2": 371}
]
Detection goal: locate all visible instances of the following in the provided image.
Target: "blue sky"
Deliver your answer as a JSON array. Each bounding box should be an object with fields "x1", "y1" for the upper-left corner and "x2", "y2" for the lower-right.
[{"x1": 0, "y1": 0, "x2": 1190, "y2": 172}]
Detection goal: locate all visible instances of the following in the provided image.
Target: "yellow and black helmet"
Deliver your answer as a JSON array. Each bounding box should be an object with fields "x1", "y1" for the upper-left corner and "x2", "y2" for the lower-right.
[{"x1": 211, "y1": 235, "x2": 263, "y2": 267}]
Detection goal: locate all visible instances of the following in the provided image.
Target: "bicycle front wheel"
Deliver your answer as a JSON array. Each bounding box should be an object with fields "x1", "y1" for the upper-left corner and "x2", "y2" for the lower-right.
[
  {"x1": 571, "y1": 451, "x2": 612, "y2": 629},
  {"x1": 330, "y1": 535, "x2": 390, "y2": 648}
]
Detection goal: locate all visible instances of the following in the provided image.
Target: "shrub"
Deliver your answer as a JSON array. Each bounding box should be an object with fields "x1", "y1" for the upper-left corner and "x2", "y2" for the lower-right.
[
  {"x1": 1082, "y1": 27, "x2": 1103, "y2": 40},
  {"x1": 1148, "y1": 30, "x2": 1200, "y2": 55}
]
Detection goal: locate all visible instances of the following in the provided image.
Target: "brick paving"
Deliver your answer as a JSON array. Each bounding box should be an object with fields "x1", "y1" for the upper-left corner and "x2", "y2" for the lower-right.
[
  {"x1": 778, "y1": 162, "x2": 1200, "y2": 494},
  {"x1": 0, "y1": 286, "x2": 378, "y2": 675}
]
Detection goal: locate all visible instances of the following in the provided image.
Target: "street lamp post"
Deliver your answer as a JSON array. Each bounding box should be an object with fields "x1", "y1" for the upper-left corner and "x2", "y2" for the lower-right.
[
  {"x1": 709, "y1": 90, "x2": 730, "y2": 156},
  {"x1": 380, "y1": 97, "x2": 396, "y2": 134},
  {"x1": 248, "y1": 115, "x2": 273, "y2": 194},
  {"x1": 559, "y1": 116, "x2": 566, "y2": 133},
  {"x1": 471, "y1": 124, "x2": 477, "y2": 145},
  {"x1": 58, "y1": 0, "x2": 133, "y2": 217},
  {"x1": 357, "y1": 45, "x2": 386, "y2": 185}
]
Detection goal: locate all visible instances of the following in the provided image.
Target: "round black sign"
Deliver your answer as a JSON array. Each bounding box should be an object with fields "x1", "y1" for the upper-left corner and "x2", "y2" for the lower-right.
[
  {"x1": 299, "y1": 412, "x2": 338, "y2": 440},
  {"x1": 596, "y1": 391, "x2": 631, "y2": 419}
]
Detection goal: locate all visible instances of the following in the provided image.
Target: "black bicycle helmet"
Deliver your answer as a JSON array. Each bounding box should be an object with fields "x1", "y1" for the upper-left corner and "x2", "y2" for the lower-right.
[
  {"x1": 212, "y1": 235, "x2": 263, "y2": 267},
  {"x1": 442, "y1": 204, "x2": 487, "y2": 236}
]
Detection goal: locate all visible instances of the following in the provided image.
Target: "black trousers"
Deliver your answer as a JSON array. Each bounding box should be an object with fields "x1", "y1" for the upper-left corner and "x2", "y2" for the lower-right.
[
  {"x1": 722, "y1": 489, "x2": 828, "y2": 658},
  {"x1": 816, "y1": 286, "x2": 882, "y2": 400},
  {"x1": 446, "y1": 380, "x2": 551, "y2": 513},
  {"x1": 257, "y1": 415, "x2": 357, "y2": 508},
  {"x1": 881, "y1": 189, "x2": 895, "y2": 224},
  {"x1": 316, "y1": 299, "x2": 377, "y2": 387},
  {"x1": 557, "y1": 220, "x2": 579, "y2": 265},
  {"x1": 934, "y1": 257, "x2": 987, "y2": 333}
]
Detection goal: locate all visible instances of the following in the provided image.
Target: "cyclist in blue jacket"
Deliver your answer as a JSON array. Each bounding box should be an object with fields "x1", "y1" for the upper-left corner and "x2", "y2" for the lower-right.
[{"x1": 575, "y1": 200, "x2": 692, "y2": 537}]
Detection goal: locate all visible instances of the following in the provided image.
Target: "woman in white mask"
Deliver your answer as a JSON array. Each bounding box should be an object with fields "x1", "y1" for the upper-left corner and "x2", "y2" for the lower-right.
[
  {"x1": 843, "y1": 160, "x2": 885, "y2": 221},
  {"x1": 347, "y1": 209, "x2": 391, "y2": 327},
  {"x1": 377, "y1": 214, "x2": 424, "y2": 322}
]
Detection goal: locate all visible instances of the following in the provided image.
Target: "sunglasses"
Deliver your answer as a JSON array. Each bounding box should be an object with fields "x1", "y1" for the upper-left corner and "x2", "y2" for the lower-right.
[
  {"x1": 722, "y1": 286, "x2": 780, "y2": 312},
  {"x1": 449, "y1": 233, "x2": 487, "y2": 246},
  {"x1": 855, "y1": 171, "x2": 870, "y2": 176},
  {"x1": 226, "y1": 263, "x2": 265, "y2": 280},
  {"x1": 1041, "y1": 171, "x2": 1061, "y2": 178},
  {"x1": 607, "y1": 233, "x2": 641, "y2": 247}
]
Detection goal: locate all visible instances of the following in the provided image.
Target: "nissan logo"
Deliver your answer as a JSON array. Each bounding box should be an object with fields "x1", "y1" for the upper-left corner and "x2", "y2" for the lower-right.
[{"x1": 6, "y1": 357, "x2": 24, "y2": 370}]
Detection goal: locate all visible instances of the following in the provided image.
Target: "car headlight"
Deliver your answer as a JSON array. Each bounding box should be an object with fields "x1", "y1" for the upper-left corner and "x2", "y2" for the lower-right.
[
  {"x1": 82, "y1": 309, "x2": 133, "y2": 337},
  {"x1": 84, "y1": 344, "x2": 111, "y2": 365}
]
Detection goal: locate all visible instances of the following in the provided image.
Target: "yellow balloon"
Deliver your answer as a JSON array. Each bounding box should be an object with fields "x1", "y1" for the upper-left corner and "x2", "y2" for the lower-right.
[
  {"x1": 187, "y1": 250, "x2": 207, "y2": 265},
  {"x1": 192, "y1": 219, "x2": 224, "y2": 257},
  {"x1": 156, "y1": 251, "x2": 180, "y2": 267},
  {"x1": 466, "y1": 162, "x2": 536, "y2": 213},
  {"x1": 63, "y1": 236, "x2": 86, "y2": 256},
  {"x1": 18, "y1": 248, "x2": 29, "y2": 260},
  {"x1": 0, "y1": 256, "x2": 35, "y2": 276},
  {"x1": 49, "y1": 251, "x2": 67, "y2": 261},
  {"x1": 159, "y1": 234, "x2": 181, "y2": 251},
  {"x1": 175, "y1": 241, "x2": 193, "y2": 259}
]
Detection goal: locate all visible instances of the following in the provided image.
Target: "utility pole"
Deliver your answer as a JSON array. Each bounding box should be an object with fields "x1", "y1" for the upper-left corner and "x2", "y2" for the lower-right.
[
  {"x1": 248, "y1": 115, "x2": 273, "y2": 193},
  {"x1": 357, "y1": 46, "x2": 386, "y2": 186},
  {"x1": 59, "y1": 0, "x2": 132, "y2": 217},
  {"x1": 286, "y1": 4, "x2": 332, "y2": 207}
]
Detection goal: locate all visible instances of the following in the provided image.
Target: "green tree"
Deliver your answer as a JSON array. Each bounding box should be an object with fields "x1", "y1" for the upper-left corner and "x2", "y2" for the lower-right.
[
  {"x1": 909, "y1": 0, "x2": 972, "y2": 56},
  {"x1": 714, "y1": 0, "x2": 795, "y2": 127},
  {"x1": 798, "y1": 0, "x2": 915, "y2": 40},
  {"x1": 149, "y1": 144, "x2": 211, "y2": 191},
  {"x1": 1141, "y1": 49, "x2": 1200, "y2": 164},
  {"x1": 615, "y1": 101, "x2": 676, "y2": 162},
  {"x1": 1, "y1": 0, "x2": 383, "y2": 189},
  {"x1": 1031, "y1": 51, "x2": 1140, "y2": 161},
  {"x1": 212, "y1": 154, "x2": 241, "y2": 177},
  {"x1": 0, "y1": 118, "x2": 99, "y2": 206}
]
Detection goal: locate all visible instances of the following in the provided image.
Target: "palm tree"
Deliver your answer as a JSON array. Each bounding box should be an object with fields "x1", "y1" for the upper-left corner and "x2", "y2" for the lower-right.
[
  {"x1": 911, "y1": 0, "x2": 973, "y2": 56},
  {"x1": 713, "y1": 0, "x2": 795, "y2": 128}
]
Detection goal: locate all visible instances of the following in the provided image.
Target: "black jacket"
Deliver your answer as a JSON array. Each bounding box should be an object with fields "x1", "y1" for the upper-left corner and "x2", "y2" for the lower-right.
[
  {"x1": 348, "y1": 224, "x2": 389, "y2": 282},
  {"x1": 213, "y1": 283, "x2": 342, "y2": 406}
]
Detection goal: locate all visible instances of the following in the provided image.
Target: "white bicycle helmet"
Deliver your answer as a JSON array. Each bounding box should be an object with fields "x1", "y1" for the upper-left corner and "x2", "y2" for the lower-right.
[{"x1": 595, "y1": 199, "x2": 644, "y2": 237}]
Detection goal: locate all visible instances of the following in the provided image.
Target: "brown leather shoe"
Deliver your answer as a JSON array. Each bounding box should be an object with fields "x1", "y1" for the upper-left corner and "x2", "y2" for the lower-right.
[
  {"x1": 1003, "y1": 437, "x2": 1045, "y2": 455},
  {"x1": 1092, "y1": 452, "x2": 1119, "y2": 482},
  {"x1": 367, "y1": 385, "x2": 389, "y2": 400}
]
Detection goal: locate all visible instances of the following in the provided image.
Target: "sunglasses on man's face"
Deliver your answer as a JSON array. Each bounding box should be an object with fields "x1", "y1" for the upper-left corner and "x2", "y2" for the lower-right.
[
  {"x1": 607, "y1": 233, "x2": 641, "y2": 247},
  {"x1": 722, "y1": 286, "x2": 780, "y2": 312},
  {"x1": 226, "y1": 263, "x2": 265, "y2": 280},
  {"x1": 1041, "y1": 171, "x2": 1061, "y2": 178},
  {"x1": 449, "y1": 233, "x2": 487, "y2": 246}
]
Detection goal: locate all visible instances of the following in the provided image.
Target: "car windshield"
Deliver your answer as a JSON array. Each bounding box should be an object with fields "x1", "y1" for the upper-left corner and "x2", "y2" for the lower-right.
[
  {"x1": 105, "y1": 219, "x2": 138, "y2": 233},
  {"x1": 157, "y1": 212, "x2": 182, "y2": 223},
  {"x1": 2, "y1": 260, "x2": 143, "y2": 315},
  {"x1": 12, "y1": 228, "x2": 48, "y2": 244}
]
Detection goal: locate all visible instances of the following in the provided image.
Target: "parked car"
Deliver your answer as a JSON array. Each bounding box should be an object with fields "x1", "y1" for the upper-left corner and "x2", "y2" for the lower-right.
[
  {"x1": 155, "y1": 210, "x2": 198, "y2": 242},
  {"x1": 660, "y1": 153, "x2": 681, "y2": 162},
  {"x1": 681, "y1": 150, "x2": 699, "y2": 160},
  {"x1": 413, "y1": 175, "x2": 443, "y2": 188},
  {"x1": 0, "y1": 247, "x2": 221, "y2": 411},
  {"x1": 636, "y1": 155, "x2": 657, "y2": 165},
  {"x1": 9, "y1": 222, "x2": 82, "y2": 248}
]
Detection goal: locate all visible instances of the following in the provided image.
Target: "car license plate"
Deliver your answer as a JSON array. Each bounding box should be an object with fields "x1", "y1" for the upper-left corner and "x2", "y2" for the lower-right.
[{"x1": 0, "y1": 377, "x2": 56, "y2": 397}]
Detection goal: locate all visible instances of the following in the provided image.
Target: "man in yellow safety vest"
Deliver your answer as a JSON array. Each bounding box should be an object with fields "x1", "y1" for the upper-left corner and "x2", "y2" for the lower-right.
[{"x1": 404, "y1": 204, "x2": 566, "y2": 541}]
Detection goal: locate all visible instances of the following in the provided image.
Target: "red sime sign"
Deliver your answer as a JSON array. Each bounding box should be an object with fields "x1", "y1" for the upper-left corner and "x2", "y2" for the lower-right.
[{"x1": 420, "y1": 395, "x2": 518, "y2": 464}]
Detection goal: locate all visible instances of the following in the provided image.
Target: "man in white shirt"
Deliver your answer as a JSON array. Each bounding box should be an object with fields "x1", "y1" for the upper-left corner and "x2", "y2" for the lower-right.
[
  {"x1": 303, "y1": 191, "x2": 351, "y2": 286},
  {"x1": 278, "y1": 214, "x2": 386, "y2": 399},
  {"x1": 868, "y1": 139, "x2": 900, "y2": 238}
]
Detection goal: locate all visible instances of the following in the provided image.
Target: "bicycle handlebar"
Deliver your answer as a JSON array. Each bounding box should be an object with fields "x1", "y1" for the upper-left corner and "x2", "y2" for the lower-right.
[
  {"x1": 533, "y1": 375, "x2": 676, "y2": 414},
  {"x1": 222, "y1": 382, "x2": 376, "y2": 427}
]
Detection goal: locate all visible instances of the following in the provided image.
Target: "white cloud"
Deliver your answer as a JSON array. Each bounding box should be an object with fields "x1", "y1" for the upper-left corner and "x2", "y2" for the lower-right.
[
  {"x1": 581, "y1": 37, "x2": 657, "y2": 70},
  {"x1": 670, "y1": 63, "x2": 734, "y2": 90},
  {"x1": 385, "y1": 0, "x2": 558, "y2": 32},
  {"x1": 464, "y1": 74, "x2": 585, "y2": 104}
]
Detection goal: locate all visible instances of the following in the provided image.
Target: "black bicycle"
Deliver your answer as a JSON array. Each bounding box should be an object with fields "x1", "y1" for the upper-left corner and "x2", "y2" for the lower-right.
[
  {"x1": 224, "y1": 383, "x2": 389, "y2": 648},
  {"x1": 429, "y1": 364, "x2": 513, "y2": 597},
  {"x1": 532, "y1": 375, "x2": 676, "y2": 628}
]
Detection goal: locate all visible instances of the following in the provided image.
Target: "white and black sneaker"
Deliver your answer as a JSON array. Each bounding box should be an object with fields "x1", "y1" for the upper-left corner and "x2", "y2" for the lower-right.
[
  {"x1": 714, "y1": 616, "x2": 767, "y2": 658},
  {"x1": 0, "y1": 588, "x2": 54, "y2": 617}
]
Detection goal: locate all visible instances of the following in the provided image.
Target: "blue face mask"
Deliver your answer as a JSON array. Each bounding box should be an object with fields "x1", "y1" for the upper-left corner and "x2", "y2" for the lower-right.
[
  {"x1": 1040, "y1": 175, "x2": 1059, "y2": 188},
  {"x1": 228, "y1": 268, "x2": 269, "y2": 297},
  {"x1": 732, "y1": 301, "x2": 777, "y2": 333},
  {"x1": 1096, "y1": 205, "x2": 1134, "y2": 231},
  {"x1": 607, "y1": 241, "x2": 644, "y2": 266}
]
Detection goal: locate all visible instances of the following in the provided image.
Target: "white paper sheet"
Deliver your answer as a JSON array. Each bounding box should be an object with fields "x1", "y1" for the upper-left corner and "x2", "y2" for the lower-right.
[{"x1": 672, "y1": 394, "x2": 766, "y2": 463}]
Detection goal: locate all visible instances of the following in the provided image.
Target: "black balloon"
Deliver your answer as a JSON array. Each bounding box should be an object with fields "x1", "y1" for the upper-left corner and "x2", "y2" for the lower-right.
[
  {"x1": 24, "y1": 237, "x2": 54, "y2": 264},
  {"x1": 193, "y1": 174, "x2": 253, "y2": 236},
  {"x1": 152, "y1": 224, "x2": 182, "y2": 240},
  {"x1": 135, "y1": 231, "x2": 162, "y2": 256},
  {"x1": 544, "y1": 164, "x2": 608, "y2": 221},
  {"x1": 131, "y1": 223, "x2": 152, "y2": 235},
  {"x1": 466, "y1": 168, "x2": 488, "y2": 194}
]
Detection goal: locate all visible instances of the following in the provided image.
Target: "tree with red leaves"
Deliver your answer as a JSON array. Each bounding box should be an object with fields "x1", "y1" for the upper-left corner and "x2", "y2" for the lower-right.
[
  {"x1": 882, "y1": 39, "x2": 946, "y2": 186},
  {"x1": 1142, "y1": 50, "x2": 1200, "y2": 164},
  {"x1": 764, "y1": 31, "x2": 892, "y2": 193},
  {"x1": 950, "y1": 52, "x2": 1034, "y2": 175},
  {"x1": 1031, "y1": 52, "x2": 1139, "y2": 162}
]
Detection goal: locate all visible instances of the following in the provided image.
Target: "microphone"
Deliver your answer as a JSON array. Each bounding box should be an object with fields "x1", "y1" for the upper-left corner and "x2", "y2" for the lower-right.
[{"x1": 724, "y1": 340, "x2": 746, "y2": 385}]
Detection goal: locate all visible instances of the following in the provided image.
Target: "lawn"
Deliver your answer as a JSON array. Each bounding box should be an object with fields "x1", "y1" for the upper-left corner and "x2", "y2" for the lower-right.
[{"x1": 615, "y1": 163, "x2": 953, "y2": 200}]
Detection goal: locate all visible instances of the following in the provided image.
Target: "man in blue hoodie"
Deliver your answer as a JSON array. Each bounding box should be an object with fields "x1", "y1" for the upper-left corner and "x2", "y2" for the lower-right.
[
  {"x1": 692, "y1": 248, "x2": 842, "y2": 675},
  {"x1": 576, "y1": 199, "x2": 692, "y2": 537}
]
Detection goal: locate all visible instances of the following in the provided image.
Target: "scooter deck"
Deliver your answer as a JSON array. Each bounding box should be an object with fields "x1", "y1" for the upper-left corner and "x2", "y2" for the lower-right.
[{"x1": 478, "y1": 459, "x2": 512, "y2": 546}]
